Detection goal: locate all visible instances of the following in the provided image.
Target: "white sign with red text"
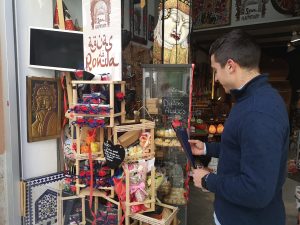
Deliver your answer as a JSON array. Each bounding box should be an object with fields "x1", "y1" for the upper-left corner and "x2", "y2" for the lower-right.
[{"x1": 82, "y1": 0, "x2": 122, "y2": 81}]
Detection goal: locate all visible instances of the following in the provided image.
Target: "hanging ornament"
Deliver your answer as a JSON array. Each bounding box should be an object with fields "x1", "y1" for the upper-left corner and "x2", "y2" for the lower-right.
[{"x1": 63, "y1": 2, "x2": 75, "y2": 30}]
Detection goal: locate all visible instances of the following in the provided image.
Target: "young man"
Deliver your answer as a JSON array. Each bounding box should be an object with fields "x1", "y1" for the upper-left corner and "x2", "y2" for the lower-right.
[{"x1": 189, "y1": 29, "x2": 289, "y2": 225}]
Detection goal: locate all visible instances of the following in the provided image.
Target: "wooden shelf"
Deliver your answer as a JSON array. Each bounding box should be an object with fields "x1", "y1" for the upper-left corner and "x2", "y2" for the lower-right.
[{"x1": 78, "y1": 187, "x2": 107, "y2": 197}]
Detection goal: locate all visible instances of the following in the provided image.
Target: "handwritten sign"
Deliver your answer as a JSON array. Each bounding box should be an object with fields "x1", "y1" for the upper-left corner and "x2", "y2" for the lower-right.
[
  {"x1": 85, "y1": 35, "x2": 119, "y2": 71},
  {"x1": 162, "y1": 97, "x2": 189, "y2": 120},
  {"x1": 83, "y1": 0, "x2": 122, "y2": 81},
  {"x1": 103, "y1": 140, "x2": 125, "y2": 169}
]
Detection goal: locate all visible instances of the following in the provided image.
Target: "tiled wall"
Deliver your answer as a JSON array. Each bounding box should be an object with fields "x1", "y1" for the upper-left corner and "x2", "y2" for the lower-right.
[{"x1": 0, "y1": 155, "x2": 7, "y2": 225}]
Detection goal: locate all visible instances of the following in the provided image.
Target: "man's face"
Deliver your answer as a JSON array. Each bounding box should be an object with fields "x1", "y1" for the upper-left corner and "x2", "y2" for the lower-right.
[
  {"x1": 163, "y1": 9, "x2": 190, "y2": 45},
  {"x1": 210, "y1": 55, "x2": 231, "y2": 93}
]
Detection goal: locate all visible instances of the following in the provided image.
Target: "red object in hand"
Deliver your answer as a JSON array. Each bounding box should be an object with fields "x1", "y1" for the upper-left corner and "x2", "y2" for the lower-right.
[{"x1": 172, "y1": 119, "x2": 182, "y2": 128}]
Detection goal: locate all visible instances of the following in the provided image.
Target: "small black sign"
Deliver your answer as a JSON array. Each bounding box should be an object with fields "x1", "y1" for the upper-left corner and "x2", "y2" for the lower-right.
[
  {"x1": 162, "y1": 97, "x2": 189, "y2": 120},
  {"x1": 103, "y1": 140, "x2": 125, "y2": 169}
]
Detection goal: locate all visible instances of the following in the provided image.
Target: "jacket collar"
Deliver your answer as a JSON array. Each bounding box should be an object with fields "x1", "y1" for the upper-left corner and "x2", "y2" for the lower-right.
[{"x1": 230, "y1": 74, "x2": 269, "y2": 101}]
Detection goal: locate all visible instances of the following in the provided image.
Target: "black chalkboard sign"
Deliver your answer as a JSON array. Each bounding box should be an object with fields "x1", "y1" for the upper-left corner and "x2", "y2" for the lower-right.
[
  {"x1": 103, "y1": 140, "x2": 125, "y2": 169},
  {"x1": 161, "y1": 96, "x2": 189, "y2": 120}
]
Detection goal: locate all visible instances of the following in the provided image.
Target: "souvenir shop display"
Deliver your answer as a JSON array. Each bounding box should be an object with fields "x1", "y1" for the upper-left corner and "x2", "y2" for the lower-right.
[{"x1": 61, "y1": 78, "x2": 179, "y2": 225}]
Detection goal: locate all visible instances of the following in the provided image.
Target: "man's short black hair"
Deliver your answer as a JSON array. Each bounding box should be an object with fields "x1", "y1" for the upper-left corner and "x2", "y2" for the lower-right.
[{"x1": 209, "y1": 29, "x2": 261, "y2": 69}]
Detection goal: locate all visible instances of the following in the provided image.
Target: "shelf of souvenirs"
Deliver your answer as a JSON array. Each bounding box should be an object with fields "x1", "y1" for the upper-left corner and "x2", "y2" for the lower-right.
[{"x1": 77, "y1": 186, "x2": 111, "y2": 197}]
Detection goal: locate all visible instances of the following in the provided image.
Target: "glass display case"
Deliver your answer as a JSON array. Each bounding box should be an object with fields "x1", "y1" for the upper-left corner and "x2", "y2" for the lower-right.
[{"x1": 142, "y1": 64, "x2": 194, "y2": 225}]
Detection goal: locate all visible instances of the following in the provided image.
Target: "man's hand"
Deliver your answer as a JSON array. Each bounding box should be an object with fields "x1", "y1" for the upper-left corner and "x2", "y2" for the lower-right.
[
  {"x1": 188, "y1": 139, "x2": 205, "y2": 156},
  {"x1": 193, "y1": 168, "x2": 210, "y2": 188}
]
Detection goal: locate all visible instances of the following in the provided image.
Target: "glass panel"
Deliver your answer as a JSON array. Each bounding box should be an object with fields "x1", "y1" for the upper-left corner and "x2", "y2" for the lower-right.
[{"x1": 142, "y1": 64, "x2": 193, "y2": 127}]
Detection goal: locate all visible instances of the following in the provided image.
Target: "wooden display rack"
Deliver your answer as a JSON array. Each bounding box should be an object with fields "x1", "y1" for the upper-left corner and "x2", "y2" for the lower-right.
[
  {"x1": 70, "y1": 80, "x2": 126, "y2": 127},
  {"x1": 62, "y1": 78, "x2": 178, "y2": 225},
  {"x1": 67, "y1": 80, "x2": 126, "y2": 199},
  {"x1": 124, "y1": 166, "x2": 156, "y2": 225}
]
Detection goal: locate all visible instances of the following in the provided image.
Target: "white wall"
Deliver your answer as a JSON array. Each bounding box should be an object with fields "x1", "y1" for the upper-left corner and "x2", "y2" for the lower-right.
[
  {"x1": 14, "y1": 0, "x2": 58, "y2": 179},
  {"x1": 1, "y1": 0, "x2": 21, "y2": 224}
]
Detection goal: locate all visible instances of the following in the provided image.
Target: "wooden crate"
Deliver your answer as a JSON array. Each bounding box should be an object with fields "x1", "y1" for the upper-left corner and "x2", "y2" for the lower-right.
[
  {"x1": 57, "y1": 188, "x2": 86, "y2": 225},
  {"x1": 113, "y1": 119, "x2": 155, "y2": 162},
  {"x1": 75, "y1": 159, "x2": 115, "y2": 198},
  {"x1": 70, "y1": 80, "x2": 126, "y2": 127},
  {"x1": 86, "y1": 195, "x2": 122, "y2": 225},
  {"x1": 73, "y1": 126, "x2": 104, "y2": 157},
  {"x1": 124, "y1": 166, "x2": 156, "y2": 225},
  {"x1": 130, "y1": 200, "x2": 178, "y2": 225}
]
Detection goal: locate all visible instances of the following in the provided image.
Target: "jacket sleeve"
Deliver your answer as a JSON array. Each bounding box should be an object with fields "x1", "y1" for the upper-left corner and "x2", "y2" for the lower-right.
[
  {"x1": 206, "y1": 142, "x2": 221, "y2": 158},
  {"x1": 206, "y1": 112, "x2": 288, "y2": 209}
]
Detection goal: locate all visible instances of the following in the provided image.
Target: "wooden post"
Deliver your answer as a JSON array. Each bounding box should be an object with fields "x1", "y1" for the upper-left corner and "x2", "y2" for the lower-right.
[
  {"x1": 110, "y1": 83, "x2": 114, "y2": 127},
  {"x1": 113, "y1": 127, "x2": 118, "y2": 145},
  {"x1": 125, "y1": 167, "x2": 130, "y2": 225},
  {"x1": 65, "y1": 72, "x2": 73, "y2": 107},
  {"x1": 99, "y1": 127, "x2": 104, "y2": 156},
  {"x1": 94, "y1": 196, "x2": 98, "y2": 218},
  {"x1": 107, "y1": 127, "x2": 112, "y2": 141},
  {"x1": 76, "y1": 125, "x2": 80, "y2": 195},
  {"x1": 56, "y1": 0, "x2": 65, "y2": 30},
  {"x1": 81, "y1": 196, "x2": 86, "y2": 224},
  {"x1": 150, "y1": 167, "x2": 156, "y2": 211}
]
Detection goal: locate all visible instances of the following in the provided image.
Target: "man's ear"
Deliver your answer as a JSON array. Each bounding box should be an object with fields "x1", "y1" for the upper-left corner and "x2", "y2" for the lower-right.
[{"x1": 226, "y1": 59, "x2": 237, "y2": 73}]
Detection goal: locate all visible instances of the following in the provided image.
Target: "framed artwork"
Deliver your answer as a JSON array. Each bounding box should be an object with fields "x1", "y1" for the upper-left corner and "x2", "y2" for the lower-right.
[
  {"x1": 193, "y1": 0, "x2": 231, "y2": 30},
  {"x1": 27, "y1": 76, "x2": 61, "y2": 142},
  {"x1": 24, "y1": 172, "x2": 64, "y2": 225},
  {"x1": 148, "y1": 14, "x2": 155, "y2": 42},
  {"x1": 130, "y1": 0, "x2": 148, "y2": 45}
]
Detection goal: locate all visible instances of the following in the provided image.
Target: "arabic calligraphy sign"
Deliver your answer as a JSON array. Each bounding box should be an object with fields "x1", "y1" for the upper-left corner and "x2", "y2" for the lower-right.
[{"x1": 82, "y1": 0, "x2": 122, "y2": 81}]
